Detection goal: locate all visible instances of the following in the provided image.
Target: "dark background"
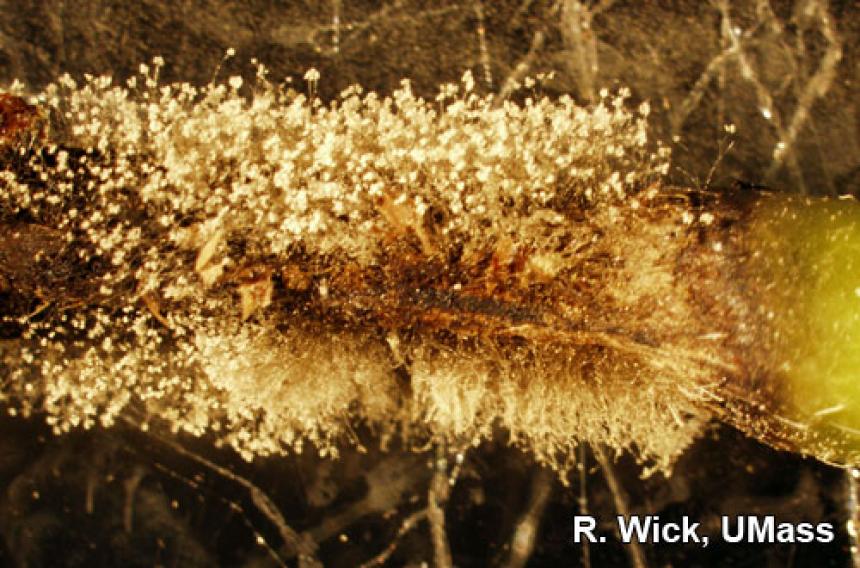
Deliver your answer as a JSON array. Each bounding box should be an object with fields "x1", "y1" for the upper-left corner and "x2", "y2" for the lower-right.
[{"x1": 0, "y1": 1, "x2": 858, "y2": 566}]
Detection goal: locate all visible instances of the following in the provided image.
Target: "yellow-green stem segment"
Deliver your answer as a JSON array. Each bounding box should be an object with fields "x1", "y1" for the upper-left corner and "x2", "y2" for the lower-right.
[{"x1": 746, "y1": 195, "x2": 860, "y2": 461}]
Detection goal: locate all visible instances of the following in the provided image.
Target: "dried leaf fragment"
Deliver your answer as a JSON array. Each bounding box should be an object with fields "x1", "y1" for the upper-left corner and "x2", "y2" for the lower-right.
[
  {"x1": 198, "y1": 258, "x2": 227, "y2": 288},
  {"x1": 376, "y1": 195, "x2": 437, "y2": 256},
  {"x1": 141, "y1": 292, "x2": 172, "y2": 328},
  {"x1": 237, "y1": 269, "x2": 273, "y2": 321},
  {"x1": 194, "y1": 228, "x2": 223, "y2": 273}
]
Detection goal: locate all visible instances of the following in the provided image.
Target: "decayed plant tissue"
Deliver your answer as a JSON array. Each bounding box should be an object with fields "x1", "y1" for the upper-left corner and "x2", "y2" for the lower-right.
[{"x1": 1, "y1": 60, "x2": 747, "y2": 476}]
